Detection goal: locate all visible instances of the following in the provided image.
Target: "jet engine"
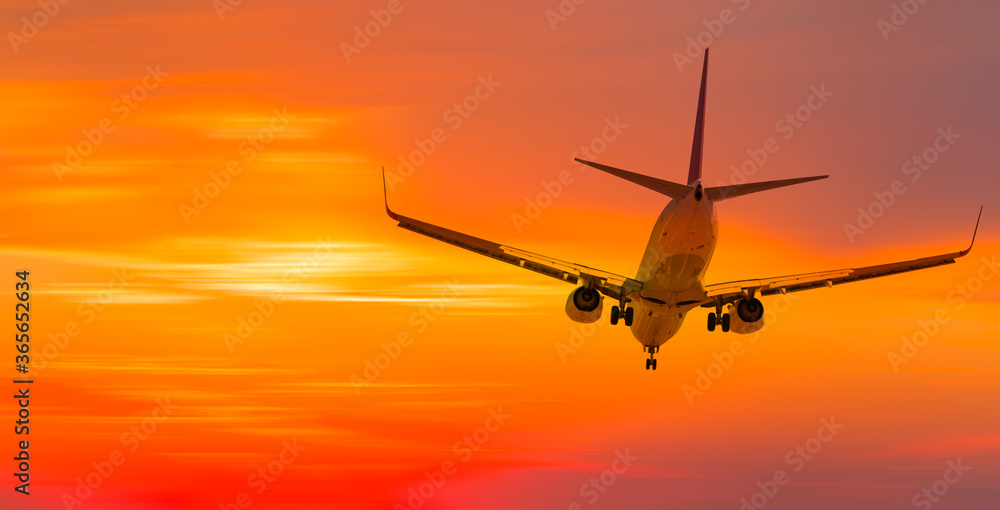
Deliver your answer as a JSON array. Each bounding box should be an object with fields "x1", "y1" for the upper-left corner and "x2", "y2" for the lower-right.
[
  {"x1": 728, "y1": 298, "x2": 764, "y2": 334},
  {"x1": 565, "y1": 286, "x2": 603, "y2": 324}
]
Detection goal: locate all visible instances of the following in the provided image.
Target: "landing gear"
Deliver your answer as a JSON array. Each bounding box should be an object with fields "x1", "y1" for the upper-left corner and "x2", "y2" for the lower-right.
[
  {"x1": 644, "y1": 345, "x2": 658, "y2": 370},
  {"x1": 708, "y1": 303, "x2": 731, "y2": 333},
  {"x1": 611, "y1": 305, "x2": 634, "y2": 327}
]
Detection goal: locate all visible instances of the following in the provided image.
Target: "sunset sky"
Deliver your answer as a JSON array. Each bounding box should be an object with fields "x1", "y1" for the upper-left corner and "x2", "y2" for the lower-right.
[{"x1": 0, "y1": 0, "x2": 998, "y2": 509}]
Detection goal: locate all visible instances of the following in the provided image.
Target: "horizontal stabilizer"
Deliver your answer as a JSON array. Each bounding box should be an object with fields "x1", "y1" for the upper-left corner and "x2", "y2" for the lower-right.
[
  {"x1": 705, "y1": 175, "x2": 828, "y2": 201},
  {"x1": 575, "y1": 158, "x2": 692, "y2": 199}
]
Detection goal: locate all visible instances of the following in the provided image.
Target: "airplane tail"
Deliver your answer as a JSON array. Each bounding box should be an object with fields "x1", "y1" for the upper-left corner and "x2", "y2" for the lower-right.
[
  {"x1": 569, "y1": 51, "x2": 711, "y2": 201},
  {"x1": 689, "y1": 49, "x2": 828, "y2": 200},
  {"x1": 687, "y1": 48, "x2": 709, "y2": 185},
  {"x1": 576, "y1": 48, "x2": 828, "y2": 201}
]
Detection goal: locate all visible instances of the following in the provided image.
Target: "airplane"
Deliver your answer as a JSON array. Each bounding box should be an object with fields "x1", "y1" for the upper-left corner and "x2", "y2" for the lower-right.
[{"x1": 381, "y1": 48, "x2": 982, "y2": 370}]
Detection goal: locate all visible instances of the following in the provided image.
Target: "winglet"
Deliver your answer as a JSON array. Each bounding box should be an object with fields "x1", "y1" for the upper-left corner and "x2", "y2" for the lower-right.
[
  {"x1": 381, "y1": 166, "x2": 398, "y2": 220},
  {"x1": 958, "y1": 206, "x2": 983, "y2": 257}
]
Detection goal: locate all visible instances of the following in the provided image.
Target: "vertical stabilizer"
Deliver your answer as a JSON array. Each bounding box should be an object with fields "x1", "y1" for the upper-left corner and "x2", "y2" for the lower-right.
[{"x1": 687, "y1": 49, "x2": 709, "y2": 185}]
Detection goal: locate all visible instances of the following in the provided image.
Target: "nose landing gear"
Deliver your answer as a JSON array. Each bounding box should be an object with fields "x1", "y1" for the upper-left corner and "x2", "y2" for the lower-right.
[{"x1": 644, "y1": 345, "x2": 658, "y2": 370}]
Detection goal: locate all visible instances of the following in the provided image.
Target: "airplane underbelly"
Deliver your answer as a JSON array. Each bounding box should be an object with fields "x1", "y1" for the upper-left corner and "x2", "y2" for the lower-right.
[
  {"x1": 653, "y1": 253, "x2": 707, "y2": 292},
  {"x1": 630, "y1": 304, "x2": 685, "y2": 347},
  {"x1": 628, "y1": 189, "x2": 716, "y2": 348}
]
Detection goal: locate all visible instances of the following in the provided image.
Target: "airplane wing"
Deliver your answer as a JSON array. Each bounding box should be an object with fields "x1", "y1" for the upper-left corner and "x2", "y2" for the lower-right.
[
  {"x1": 701, "y1": 207, "x2": 982, "y2": 307},
  {"x1": 381, "y1": 170, "x2": 643, "y2": 302}
]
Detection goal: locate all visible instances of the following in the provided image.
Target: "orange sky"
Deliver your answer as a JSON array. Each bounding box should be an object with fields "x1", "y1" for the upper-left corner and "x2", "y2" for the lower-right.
[{"x1": 0, "y1": 0, "x2": 998, "y2": 509}]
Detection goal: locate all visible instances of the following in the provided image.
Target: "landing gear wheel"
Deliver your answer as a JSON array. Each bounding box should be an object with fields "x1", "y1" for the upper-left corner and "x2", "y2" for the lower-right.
[
  {"x1": 610, "y1": 306, "x2": 620, "y2": 325},
  {"x1": 624, "y1": 307, "x2": 634, "y2": 327},
  {"x1": 707, "y1": 313, "x2": 717, "y2": 331},
  {"x1": 721, "y1": 313, "x2": 731, "y2": 333},
  {"x1": 644, "y1": 345, "x2": 657, "y2": 371}
]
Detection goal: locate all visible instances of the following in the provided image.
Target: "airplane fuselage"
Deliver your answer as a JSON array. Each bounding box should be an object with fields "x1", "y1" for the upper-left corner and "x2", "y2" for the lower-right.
[{"x1": 630, "y1": 181, "x2": 718, "y2": 348}]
